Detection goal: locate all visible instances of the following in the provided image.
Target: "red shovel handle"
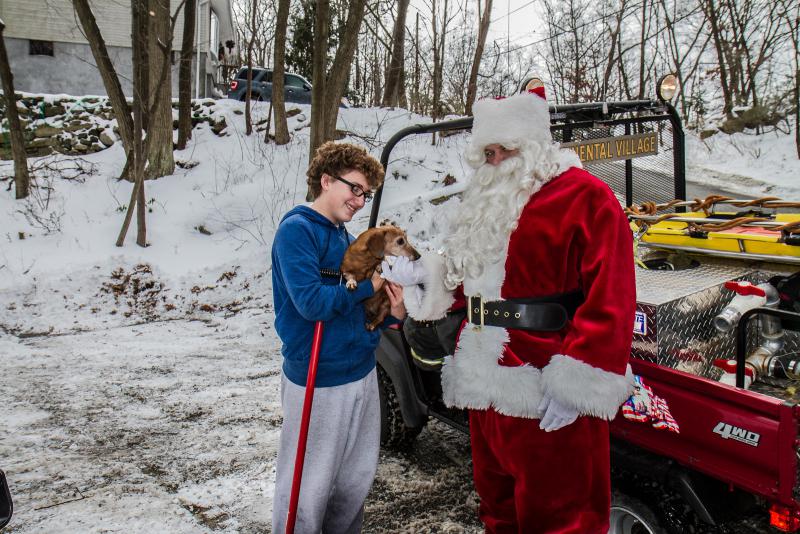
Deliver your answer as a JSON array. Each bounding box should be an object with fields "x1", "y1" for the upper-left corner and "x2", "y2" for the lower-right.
[{"x1": 286, "y1": 321, "x2": 324, "y2": 534}]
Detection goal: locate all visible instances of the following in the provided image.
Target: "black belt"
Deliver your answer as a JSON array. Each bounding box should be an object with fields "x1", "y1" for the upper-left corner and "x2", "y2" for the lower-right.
[{"x1": 466, "y1": 289, "x2": 584, "y2": 332}]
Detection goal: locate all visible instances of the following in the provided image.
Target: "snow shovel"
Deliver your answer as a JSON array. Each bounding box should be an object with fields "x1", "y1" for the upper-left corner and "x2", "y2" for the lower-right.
[{"x1": 285, "y1": 320, "x2": 324, "y2": 534}]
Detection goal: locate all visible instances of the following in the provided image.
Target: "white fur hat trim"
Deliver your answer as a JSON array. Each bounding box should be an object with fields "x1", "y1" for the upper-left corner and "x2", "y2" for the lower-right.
[{"x1": 469, "y1": 91, "x2": 551, "y2": 151}]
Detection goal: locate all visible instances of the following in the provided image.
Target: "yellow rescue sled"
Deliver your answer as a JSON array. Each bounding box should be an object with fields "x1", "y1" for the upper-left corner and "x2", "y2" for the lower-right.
[{"x1": 627, "y1": 196, "x2": 800, "y2": 265}]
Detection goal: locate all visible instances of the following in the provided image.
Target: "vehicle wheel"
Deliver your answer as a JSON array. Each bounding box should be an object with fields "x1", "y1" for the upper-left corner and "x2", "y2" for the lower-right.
[
  {"x1": 377, "y1": 365, "x2": 425, "y2": 449},
  {"x1": 609, "y1": 491, "x2": 667, "y2": 534}
]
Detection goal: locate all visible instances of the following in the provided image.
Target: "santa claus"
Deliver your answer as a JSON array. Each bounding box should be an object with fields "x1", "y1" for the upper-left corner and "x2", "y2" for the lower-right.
[{"x1": 383, "y1": 88, "x2": 637, "y2": 533}]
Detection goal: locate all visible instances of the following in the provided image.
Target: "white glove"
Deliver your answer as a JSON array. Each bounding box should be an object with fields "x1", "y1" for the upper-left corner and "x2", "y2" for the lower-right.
[
  {"x1": 538, "y1": 395, "x2": 579, "y2": 432},
  {"x1": 381, "y1": 256, "x2": 428, "y2": 287}
]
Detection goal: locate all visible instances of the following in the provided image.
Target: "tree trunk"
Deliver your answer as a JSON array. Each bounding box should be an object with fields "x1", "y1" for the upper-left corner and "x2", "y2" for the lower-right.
[
  {"x1": 136, "y1": 0, "x2": 149, "y2": 132},
  {"x1": 72, "y1": 0, "x2": 134, "y2": 164},
  {"x1": 245, "y1": 0, "x2": 256, "y2": 136},
  {"x1": 176, "y1": 0, "x2": 196, "y2": 149},
  {"x1": 382, "y1": 0, "x2": 410, "y2": 107},
  {"x1": 309, "y1": 0, "x2": 331, "y2": 168},
  {"x1": 601, "y1": 0, "x2": 625, "y2": 100},
  {"x1": 398, "y1": 53, "x2": 408, "y2": 109},
  {"x1": 272, "y1": 0, "x2": 290, "y2": 145},
  {"x1": 795, "y1": 65, "x2": 799, "y2": 159},
  {"x1": 321, "y1": 0, "x2": 367, "y2": 140},
  {"x1": 794, "y1": 16, "x2": 799, "y2": 158},
  {"x1": 702, "y1": 0, "x2": 734, "y2": 117},
  {"x1": 431, "y1": 0, "x2": 439, "y2": 121},
  {"x1": 637, "y1": 1, "x2": 648, "y2": 99},
  {"x1": 117, "y1": 0, "x2": 149, "y2": 247},
  {"x1": 0, "y1": 19, "x2": 29, "y2": 199},
  {"x1": 372, "y1": 34, "x2": 380, "y2": 107},
  {"x1": 145, "y1": 0, "x2": 175, "y2": 179},
  {"x1": 414, "y1": 12, "x2": 419, "y2": 113},
  {"x1": 465, "y1": 0, "x2": 492, "y2": 116}
]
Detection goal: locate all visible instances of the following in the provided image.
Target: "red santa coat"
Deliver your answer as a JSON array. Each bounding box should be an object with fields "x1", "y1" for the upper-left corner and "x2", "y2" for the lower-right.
[{"x1": 408, "y1": 165, "x2": 636, "y2": 533}]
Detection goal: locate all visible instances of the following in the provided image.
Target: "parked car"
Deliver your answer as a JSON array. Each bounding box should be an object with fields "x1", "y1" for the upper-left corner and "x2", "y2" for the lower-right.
[{"x1": 227, "y1": 68, "x2": 312, "y2": 104}]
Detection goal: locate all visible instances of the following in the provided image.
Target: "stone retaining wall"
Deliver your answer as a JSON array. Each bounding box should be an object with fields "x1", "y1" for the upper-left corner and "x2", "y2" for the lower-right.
[{"x1": 0, "y1": 94, "x2": 227, "y2": 160}]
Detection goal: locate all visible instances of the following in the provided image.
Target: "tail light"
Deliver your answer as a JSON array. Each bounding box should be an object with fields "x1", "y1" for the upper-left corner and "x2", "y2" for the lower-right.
[
  {"x1": 770, "y1": 503, "x2": 800, "y2": 532},
  {"x1": 230, "y1": 80, "x2": 239, "y2": 90}
]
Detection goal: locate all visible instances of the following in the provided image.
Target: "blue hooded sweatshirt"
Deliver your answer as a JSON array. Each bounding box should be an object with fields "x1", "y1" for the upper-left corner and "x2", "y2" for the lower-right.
[{"x1": 272, "y1": 205, "x2": 388, "y2": 387}]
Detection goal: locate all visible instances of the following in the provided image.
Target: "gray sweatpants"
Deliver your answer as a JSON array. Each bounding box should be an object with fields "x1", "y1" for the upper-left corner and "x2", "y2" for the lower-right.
[{"x1": 272, "y1": 368, "x2": 380, "y2": 534}]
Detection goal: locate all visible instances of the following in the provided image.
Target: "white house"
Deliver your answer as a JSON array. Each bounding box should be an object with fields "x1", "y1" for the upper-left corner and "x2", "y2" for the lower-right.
[{"x1": 0, "y1": 0, "x2": 236, "y2": 98}]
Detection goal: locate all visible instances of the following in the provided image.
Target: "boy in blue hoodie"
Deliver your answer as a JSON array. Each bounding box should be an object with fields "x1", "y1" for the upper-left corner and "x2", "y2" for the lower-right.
[{"x1": 271, "y1": 142, "x2": 405, "y2": 534}]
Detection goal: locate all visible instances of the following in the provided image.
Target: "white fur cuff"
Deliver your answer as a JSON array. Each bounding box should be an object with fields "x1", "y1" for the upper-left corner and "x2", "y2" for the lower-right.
[
  {"x1": 541, "y1": 354, "x2": 635, "y2": 420},
  {"x1": 404, "y1": 252, "x2": 455, "y2": 321}
]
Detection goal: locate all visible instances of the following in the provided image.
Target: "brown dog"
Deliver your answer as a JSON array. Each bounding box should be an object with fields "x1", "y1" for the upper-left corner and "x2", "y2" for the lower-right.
[{"x1": 341, "y1": 225, "x2": 420, "y2": 330}]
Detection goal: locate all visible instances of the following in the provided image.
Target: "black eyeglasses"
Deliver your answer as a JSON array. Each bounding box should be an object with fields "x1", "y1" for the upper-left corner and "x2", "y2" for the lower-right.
[{"x1": 332, "y1": 175, "x2": 373, "y2": 202}]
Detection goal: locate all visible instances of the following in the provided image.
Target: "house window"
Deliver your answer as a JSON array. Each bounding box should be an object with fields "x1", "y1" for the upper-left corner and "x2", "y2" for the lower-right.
[
  {"x1": 29, "y1": 40, "x2": 54, "y2": 56},
  {"x1": 209, "y1": 10, "x2": 219, "y2": 58}
]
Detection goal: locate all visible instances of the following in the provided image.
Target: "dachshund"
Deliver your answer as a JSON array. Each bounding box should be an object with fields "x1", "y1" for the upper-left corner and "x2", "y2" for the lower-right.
[{"x1": 341, "y1": 225, "x2": 420, "y2": 330}]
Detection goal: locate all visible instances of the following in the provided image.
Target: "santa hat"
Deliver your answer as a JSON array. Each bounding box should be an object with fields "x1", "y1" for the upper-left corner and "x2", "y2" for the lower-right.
[{"x1": 469, "y1": 89, "x2": 551, "y2": 151}]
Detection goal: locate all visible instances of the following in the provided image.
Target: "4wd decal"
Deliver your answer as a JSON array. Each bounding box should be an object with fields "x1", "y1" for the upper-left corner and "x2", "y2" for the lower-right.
[{"x1": 713, "y1": 422, "x2": 760, "y2": 447}]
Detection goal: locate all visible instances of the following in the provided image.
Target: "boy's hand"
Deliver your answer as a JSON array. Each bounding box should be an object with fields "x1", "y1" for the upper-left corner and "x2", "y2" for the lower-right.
[
  {"x1": 371, "y1": 269, "x2": 386, "y2": 293},
  {"x1": 385, "y1": 282, "x2": 406, "y2": 320}
]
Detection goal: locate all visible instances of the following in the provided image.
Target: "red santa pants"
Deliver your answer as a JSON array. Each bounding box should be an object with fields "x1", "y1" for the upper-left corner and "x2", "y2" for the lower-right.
[{"x1": 469, "y1": 407, "x2": 611, "y2": 534}]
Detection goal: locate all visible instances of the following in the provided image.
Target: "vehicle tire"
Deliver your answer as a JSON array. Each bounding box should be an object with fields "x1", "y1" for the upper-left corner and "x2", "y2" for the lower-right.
[
  {"x1": 609, "y1": 491, "x2": 667, "y2": 534},
  {"x1": 377, "y1": 365, "x2": 425, "y2": 449}
]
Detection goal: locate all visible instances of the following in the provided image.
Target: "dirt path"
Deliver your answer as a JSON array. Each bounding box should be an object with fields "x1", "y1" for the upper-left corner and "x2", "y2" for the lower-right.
[{"x1": 0, "y1": 316, "x2": 482, "y2": 533}]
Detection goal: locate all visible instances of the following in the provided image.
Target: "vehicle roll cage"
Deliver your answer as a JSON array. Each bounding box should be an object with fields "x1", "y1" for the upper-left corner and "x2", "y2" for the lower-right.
[{"x1": 369, "y1": 99, "x2": 686, "y2": 229}]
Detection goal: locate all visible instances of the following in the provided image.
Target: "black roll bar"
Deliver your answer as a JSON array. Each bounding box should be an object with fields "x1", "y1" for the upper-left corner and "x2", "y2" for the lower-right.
[{"x1": 369, "y1": 99, "x2": 687, "y2": 228}]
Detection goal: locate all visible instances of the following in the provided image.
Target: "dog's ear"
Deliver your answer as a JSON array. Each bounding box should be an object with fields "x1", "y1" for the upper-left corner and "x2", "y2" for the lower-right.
[{"x1": 367, "y1": 231, "x2": 386, "y2": 258}]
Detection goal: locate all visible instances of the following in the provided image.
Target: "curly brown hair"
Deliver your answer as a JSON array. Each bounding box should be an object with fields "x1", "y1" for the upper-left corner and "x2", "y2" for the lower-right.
[{"x1": 306, "y1": 142, "x2": 385, "y2": 200}]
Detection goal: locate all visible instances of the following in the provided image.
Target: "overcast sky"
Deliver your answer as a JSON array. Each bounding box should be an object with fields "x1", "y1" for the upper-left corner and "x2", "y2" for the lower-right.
[{"x1": 406, "y1": 0, "x2": 547, "y2": 65}]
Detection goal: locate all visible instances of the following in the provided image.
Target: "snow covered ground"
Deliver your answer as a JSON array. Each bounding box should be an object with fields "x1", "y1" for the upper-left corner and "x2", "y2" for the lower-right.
[
  {"x1": 687, "y1": 125, "x2": 800, "y2": 198},
  {"x1": 0, "y1": 96, "x2": 798, "y2": 532}
]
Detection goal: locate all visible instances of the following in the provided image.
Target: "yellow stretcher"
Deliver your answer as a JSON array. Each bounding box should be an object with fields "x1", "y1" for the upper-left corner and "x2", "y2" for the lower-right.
[{"x1": 628, "y1": 199, "x2": 800, "y2": 265}]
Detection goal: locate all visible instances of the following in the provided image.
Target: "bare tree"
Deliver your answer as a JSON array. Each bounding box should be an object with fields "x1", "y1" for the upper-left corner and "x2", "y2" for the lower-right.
[
  {"x1": 778, "y1": 0, "x2": 799, "y2": 157},
  {"x1": 465, "y1": 0, "x2": 492, "y2": 115},
  {"x1": 232, "y1": 0, "x2": 277, "y2": 68},
  {"x1": 309, "y1": 0, "x2": 331, "y2": 166},
  {"x1": 273, "y1": 0, "x2": 291, "y2": 145},
  {"x1": 321, "y1": 0, "x2": 368, "y2": 139},
  {"x1": 383, "y1": 0, "x2": 410, "y2": 107},
  {"x1": 72, "y1": 0, "x2": 134, "y2": 170},
  {"x1": 145, "y1": 0, "x2": 176, "y2": 179},
  {"x1": 176, "y1": 0, "x2": 197, "y2": 150},
  {"x1": 432, "y1": 0, "x2": 442, "y2": 119},
  {"x1": 118, "y1": 0, "x2": 149, "y2": 247},
  {"x1": 309, "y1": 0, "x2": 368, "y2": 164},
  {"x1": 0, "y1": 18, "x2": 29, "y2": 199},
  {"x1": 656, "y1": 1, "x2": 708, "y2": 124},
  {"x1": 117, "y1": 0, "x2": 185, "y2": 247},
  {"x1": 245, "y1": 0, "x2": 257, "y2": 136}
]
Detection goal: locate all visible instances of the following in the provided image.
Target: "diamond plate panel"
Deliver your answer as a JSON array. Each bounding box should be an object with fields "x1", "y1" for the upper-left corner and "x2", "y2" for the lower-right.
[
  {"x1": 633, "y1": 259, "x2": 800, "y2": 388},
  {"x1": 632, "y1": 259, "x2": 755, "y2": 378}
]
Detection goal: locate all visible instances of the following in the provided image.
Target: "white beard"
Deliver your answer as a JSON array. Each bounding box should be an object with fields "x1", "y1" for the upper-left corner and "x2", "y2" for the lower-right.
[{"x1": 442, "y1": 140, "x2": 565, "y2": 291}]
